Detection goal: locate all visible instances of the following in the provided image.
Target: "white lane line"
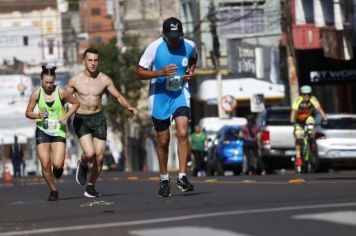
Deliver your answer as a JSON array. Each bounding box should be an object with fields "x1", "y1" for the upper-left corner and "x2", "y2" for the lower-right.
[
  {"x1": 1, "y1": 202, "x2": 356, "y2": 236},
  {"x1": 293, "y1": 211, "x2": 356, "y2": 227},
  {"x1": 130, "y1": 226, "x2": 249, "y2": 236}
]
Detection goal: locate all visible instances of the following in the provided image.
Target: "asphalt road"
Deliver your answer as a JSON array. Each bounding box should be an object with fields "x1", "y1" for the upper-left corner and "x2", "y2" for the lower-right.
[{"x1": 1, "y1": 171, "x2": 356, "y2": 236}]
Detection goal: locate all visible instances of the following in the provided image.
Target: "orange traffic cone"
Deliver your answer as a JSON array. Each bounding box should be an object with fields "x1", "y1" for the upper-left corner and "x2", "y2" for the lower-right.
[{"x1": 3, "y1": 164, "x2": 13, "y2": 182}]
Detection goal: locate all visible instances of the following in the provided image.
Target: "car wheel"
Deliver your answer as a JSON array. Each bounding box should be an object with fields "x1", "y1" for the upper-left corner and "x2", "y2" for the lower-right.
[
  {"x1": 216, "y1": 159, "x2": 224, "y2": 176},
  {"x1": 206, "y1": 161, "x2": 215, "y2": 176},
  {"x1": 263, "y1": 158, "x2": 274, "y2": 174},
  {"x1": 233, "y1": 166, "x2": 242, "y2": 175}
]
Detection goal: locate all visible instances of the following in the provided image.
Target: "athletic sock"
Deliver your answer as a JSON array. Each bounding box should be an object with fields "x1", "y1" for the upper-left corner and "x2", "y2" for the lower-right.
[
  {"x1": 160, "y1": 174, "x2": 169, "y2": 181},
  {"x1": 178, "y1": 173, "x2": 186, "y2": 179}
]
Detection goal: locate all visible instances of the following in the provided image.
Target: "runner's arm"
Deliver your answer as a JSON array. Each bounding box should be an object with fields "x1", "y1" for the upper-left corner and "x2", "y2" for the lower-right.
[
  {"x1": 106, "y1": 78, "x2": 138, "y2": 116},
  {"x1": 66, "y1": 77, "x2": 76, "y2": 94},
  {"x1": 184, "y1": 56, "x2": 198, "y2": 80},
  {"x1": 25, "y1": 89, "x2": 44, "y2": 119},
  {"x1": 59, "y1": 88, "x2": 80, "y2": 125},
  {"x1": 135, "y1": 65, "x2": 177, "y2": 80}
]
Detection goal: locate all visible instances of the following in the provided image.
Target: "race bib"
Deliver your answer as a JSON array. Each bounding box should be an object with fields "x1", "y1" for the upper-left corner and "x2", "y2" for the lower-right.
[
  {"x1": 166, "y1": 75, "x2": 182, "y2": 92},
  {"x1": 47, "y1": 119, "x2": 59, "y2": 131}
]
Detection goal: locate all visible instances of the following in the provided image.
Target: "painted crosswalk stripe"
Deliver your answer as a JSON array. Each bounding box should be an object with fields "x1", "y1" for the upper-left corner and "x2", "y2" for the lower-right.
[
  {"x1": 130, "y1": 226, "x2": 249, "y2": 236},
  {"x1": 293, "y1": 211, "x2": 356, "y2": 227},
  {"x1": 1, "y1": 202, "x2": 356, "y2": 236}
]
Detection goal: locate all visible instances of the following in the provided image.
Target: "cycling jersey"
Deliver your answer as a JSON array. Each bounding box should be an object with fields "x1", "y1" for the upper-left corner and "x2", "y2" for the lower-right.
[
  {"x1": 292, "y1": 95, "x2": 320, "y2": 123},
  {"x1": 138, "y1": 37, "x2": 197, "y2": 120}
]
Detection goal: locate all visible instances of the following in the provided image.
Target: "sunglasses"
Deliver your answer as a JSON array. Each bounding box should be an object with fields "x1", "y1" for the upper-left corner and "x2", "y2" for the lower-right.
[{"x1": 301, "y1": 93, "x2": 311, "y2": 96}]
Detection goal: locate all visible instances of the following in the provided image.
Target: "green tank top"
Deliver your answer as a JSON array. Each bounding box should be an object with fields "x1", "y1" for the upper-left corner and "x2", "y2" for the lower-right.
[{"x1": 36, "y1": 86, "x2": 66, "y2": 138}]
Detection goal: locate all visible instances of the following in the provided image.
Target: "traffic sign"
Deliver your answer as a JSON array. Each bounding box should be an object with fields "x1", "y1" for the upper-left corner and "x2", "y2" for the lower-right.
[{"x1": 221, "y1": 95, "x2": 238, "y2": 113}]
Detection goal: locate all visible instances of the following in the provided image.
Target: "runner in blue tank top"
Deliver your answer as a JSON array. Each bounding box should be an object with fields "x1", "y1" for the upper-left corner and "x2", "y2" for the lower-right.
[{"x1": 136, "y1": 17, "x2": 198, "y2": 197}]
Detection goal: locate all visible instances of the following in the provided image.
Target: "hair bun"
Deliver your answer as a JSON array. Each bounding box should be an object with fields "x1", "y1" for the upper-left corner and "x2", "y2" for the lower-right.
[
  {"x1": 41, "y1": 65, "x2": 47, "y2": 71},
  {"x1": 51, "y1": 66, "x2": 57, "y2": 72}
]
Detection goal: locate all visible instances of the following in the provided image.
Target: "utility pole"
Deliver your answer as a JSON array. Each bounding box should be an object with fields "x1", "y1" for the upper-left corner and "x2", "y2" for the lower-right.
[
  {"x1": 113, "y1": 0, "x2": 123, "y2": 49},
  {"x1": 208, "y1": 0, "x2": 225, "y2": 118},
  {"x1": 281, "y1": 0, "x2": 299, "y2": 104}
]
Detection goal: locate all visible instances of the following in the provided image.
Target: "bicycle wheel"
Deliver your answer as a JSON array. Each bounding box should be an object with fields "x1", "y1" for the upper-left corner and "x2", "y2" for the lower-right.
[{"x1": 308, "y1": 142, "x2": 319, "y2": 173}]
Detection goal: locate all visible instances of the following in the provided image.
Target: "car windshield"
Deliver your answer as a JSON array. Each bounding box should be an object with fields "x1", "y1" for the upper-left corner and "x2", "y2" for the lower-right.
[
  {"x1": 265, "y1": 109, "x2": 291, "y2": 125},
  {"x1": 224, "y1": 128, "x2": 240, "y2": 140},
  {"x1": 321, "y1": 117, "x2": 356, "y2": 130}
]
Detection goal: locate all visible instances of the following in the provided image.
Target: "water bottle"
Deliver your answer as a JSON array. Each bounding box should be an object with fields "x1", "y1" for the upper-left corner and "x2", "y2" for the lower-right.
[{"x1": 43, "y1": 111, "x2": 48, "y2": 129}]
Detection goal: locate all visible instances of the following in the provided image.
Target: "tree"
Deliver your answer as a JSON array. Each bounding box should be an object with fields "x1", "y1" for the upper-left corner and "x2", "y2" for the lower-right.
[
  {"x1": 94, "y1": 36, "x2": 145, "y2": 170},
  {"x1": 68, "y1": 0, "x2": 79, "y2": 12}
]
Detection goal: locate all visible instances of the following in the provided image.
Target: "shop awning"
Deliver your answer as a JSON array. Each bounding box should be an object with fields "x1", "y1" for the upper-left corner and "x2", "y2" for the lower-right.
[{"x1": 196, "y1": 78, "x2": 285, "y2": 102}]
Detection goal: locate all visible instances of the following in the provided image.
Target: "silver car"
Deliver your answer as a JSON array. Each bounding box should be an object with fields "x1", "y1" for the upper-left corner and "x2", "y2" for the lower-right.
[{"x1": 316, "y1": 114, "x2": 356, "y2": 169}]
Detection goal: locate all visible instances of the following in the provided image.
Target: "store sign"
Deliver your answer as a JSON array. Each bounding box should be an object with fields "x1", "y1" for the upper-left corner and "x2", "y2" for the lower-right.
[
  {"x1": 250, "y1": 94, "x2": 265, "y2": 113},
  {"x1": 310, "y1": 70, "x2": 356, "y2": 83}
]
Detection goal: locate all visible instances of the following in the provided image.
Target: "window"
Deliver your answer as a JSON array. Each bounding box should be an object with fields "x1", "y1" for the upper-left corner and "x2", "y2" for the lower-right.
[
  {"x1": 48, "y1": 39, "x2": 54, "y2": 55},
  {"x1": 91, "y1": 8, "x2": 101, "y2": 16},
  {"x1": 23, "y1": 36, "x2": 28, "y2": 46},
  {"x1": 219, "y1": 0, "x2": 265, "y2": 36},
  {"x1": 93, "y1": 37, "x2": 102, "y2": 44}
]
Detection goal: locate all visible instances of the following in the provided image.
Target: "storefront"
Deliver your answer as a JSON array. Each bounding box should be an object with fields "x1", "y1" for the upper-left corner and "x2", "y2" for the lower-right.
[{"x1": 296, "y1": 49, "x2": 356, "y2": 113}]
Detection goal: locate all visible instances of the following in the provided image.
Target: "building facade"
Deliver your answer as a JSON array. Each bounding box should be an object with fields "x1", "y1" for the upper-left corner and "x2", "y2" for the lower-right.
[
  {"x1": 181, "y1": 0, "x2": 285, "y2": 123},
  {"x1": 283, "y1": 0, "x2": 356, "y2": 113},
  {"x1": 0, "y1": 0, "x2": 65, "y2": 66},
  {"x1": 79, "y1": 0, "x2": 117, "y2": 46}
]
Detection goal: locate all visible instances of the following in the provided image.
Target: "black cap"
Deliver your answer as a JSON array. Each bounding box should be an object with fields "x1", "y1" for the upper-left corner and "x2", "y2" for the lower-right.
[{"x1": 163, "y1": 17, "x2": 184, "y2": 39}]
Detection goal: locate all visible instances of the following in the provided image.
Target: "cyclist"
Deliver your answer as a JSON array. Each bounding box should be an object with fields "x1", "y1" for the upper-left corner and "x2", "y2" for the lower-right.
[{"x1": 290, "y1": 85, "x2": 328, "y2": 167}]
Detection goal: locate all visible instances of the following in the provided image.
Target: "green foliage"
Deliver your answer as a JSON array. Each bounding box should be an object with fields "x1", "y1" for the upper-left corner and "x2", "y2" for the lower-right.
[
  {"x1": 68, "y1": 0, "x2": 79, "y2": 11},
  {"x1": 94, "y1": 37, "x2": 144, "y2": 129}
]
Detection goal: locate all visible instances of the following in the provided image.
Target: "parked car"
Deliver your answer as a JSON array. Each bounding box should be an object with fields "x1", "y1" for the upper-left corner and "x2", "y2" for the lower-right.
[
  {"x1": 315, "y1": 114, "x2": 356, "y2": 170},
  {"x1": 199, "y1": 117, "x2": 247, "y2": 141},
  {"x1": 207, "y1": 125, "x2": 244, "y2": 176},
  {"x1": 257, "y1": 106, "x2": 295, "y2": 173}
]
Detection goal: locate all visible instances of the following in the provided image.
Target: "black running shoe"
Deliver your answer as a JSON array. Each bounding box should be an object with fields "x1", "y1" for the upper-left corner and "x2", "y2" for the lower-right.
[
  {"x1": 47, "y1": 191, "x2": 58, "y2": 201},
  {"x1": 177, "y1": 176, "x2": 194, "y2": 192},
  {"x1": 76, "y1": 160, "x2": 88, "y2": 185},
  {"x1": 158, "y1": 179, "x2": 171, "y2": 197},
  {"x1": 53, "y1": 168, "x2": 63, "y2": 179},
  {"x1": 84, "y1": 185, "x2": 101, "y2": 198}
]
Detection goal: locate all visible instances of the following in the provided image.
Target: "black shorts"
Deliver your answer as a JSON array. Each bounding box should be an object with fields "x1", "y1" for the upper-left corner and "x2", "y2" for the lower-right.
[
  {"x1": 35, "y1": 128, "x2": 66, "y2": 145},
  {"x1": 152, "y1": 106, "x2": 190, "y2": 132},
  {"x1": 73, "y1": 112, "x2": 107, "y2": 140}
]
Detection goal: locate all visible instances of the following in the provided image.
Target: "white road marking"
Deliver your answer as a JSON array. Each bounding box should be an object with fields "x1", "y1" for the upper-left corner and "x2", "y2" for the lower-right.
[
  {"x1": 293, "y1": 211, "x2": 356, "y2": 227},
  {"x1": 130, "y1": 226, "x2": 249, "y2": 236},
  {"x1": 1, "y1": 202, "x2": 356, "y2": 236},
  {"x1": 80, "y1": 200, "x2": 114, "y2": 207}
]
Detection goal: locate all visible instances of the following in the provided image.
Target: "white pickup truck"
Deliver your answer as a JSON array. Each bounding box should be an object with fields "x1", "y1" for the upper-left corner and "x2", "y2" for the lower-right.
[{"x1": 256, "y1": 106, "x2": 296, "y2": 173}]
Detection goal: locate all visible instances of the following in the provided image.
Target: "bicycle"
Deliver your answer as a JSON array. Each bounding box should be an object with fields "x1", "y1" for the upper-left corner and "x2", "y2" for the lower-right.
[{"x1": 295, "y1": 123, "x2": 319, "y2": 174}]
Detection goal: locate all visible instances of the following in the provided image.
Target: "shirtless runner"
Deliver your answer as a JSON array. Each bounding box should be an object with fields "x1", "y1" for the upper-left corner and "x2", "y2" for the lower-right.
[{"x1": 67, "y1": 48, "x2": 137, "y2": 198}]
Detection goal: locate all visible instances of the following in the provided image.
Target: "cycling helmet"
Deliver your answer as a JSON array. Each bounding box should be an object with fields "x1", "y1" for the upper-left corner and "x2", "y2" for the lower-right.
[{"x1": 300, "y1": 85, "x2": 312, "y2": 94}]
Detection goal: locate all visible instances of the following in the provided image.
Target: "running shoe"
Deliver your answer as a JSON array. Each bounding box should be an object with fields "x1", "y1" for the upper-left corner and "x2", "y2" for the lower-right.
[
  {"x1": 53, "y1": 168, "x2": 63, "y2": 179},
  {"x1": 84, "y1": 185, "x2": 101, "y2": 198},
  {"x1": 158, "y1": 179, "x2": 171, "y2": 197},
  {"x1": 47, "y1": 190, "x2": 58, "y2": 201},
  {"x1": 177, "y1": 176, "x2": 194, "y2": 192},
  {"x1": 76, "y1": 160, "x2": 88, "y2": 185}
]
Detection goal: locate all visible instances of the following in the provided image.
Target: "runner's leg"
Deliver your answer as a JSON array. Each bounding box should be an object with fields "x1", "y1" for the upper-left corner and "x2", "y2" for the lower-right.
[
  {"x1": 37, "y1": 143, "x2": 56, "y2": 191},
  {"x1": 88, "y1": 138, "x2": 106, "y2": 184},
  {"x1": 175, "y1": 116, "x2": 189, "y2": 173},
  {"x1": 156, "y1": 129, "x2": 170, "y2": 175},
  {"x1": 50, "y1": 142, "x2": 66, "y2": 178}
]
